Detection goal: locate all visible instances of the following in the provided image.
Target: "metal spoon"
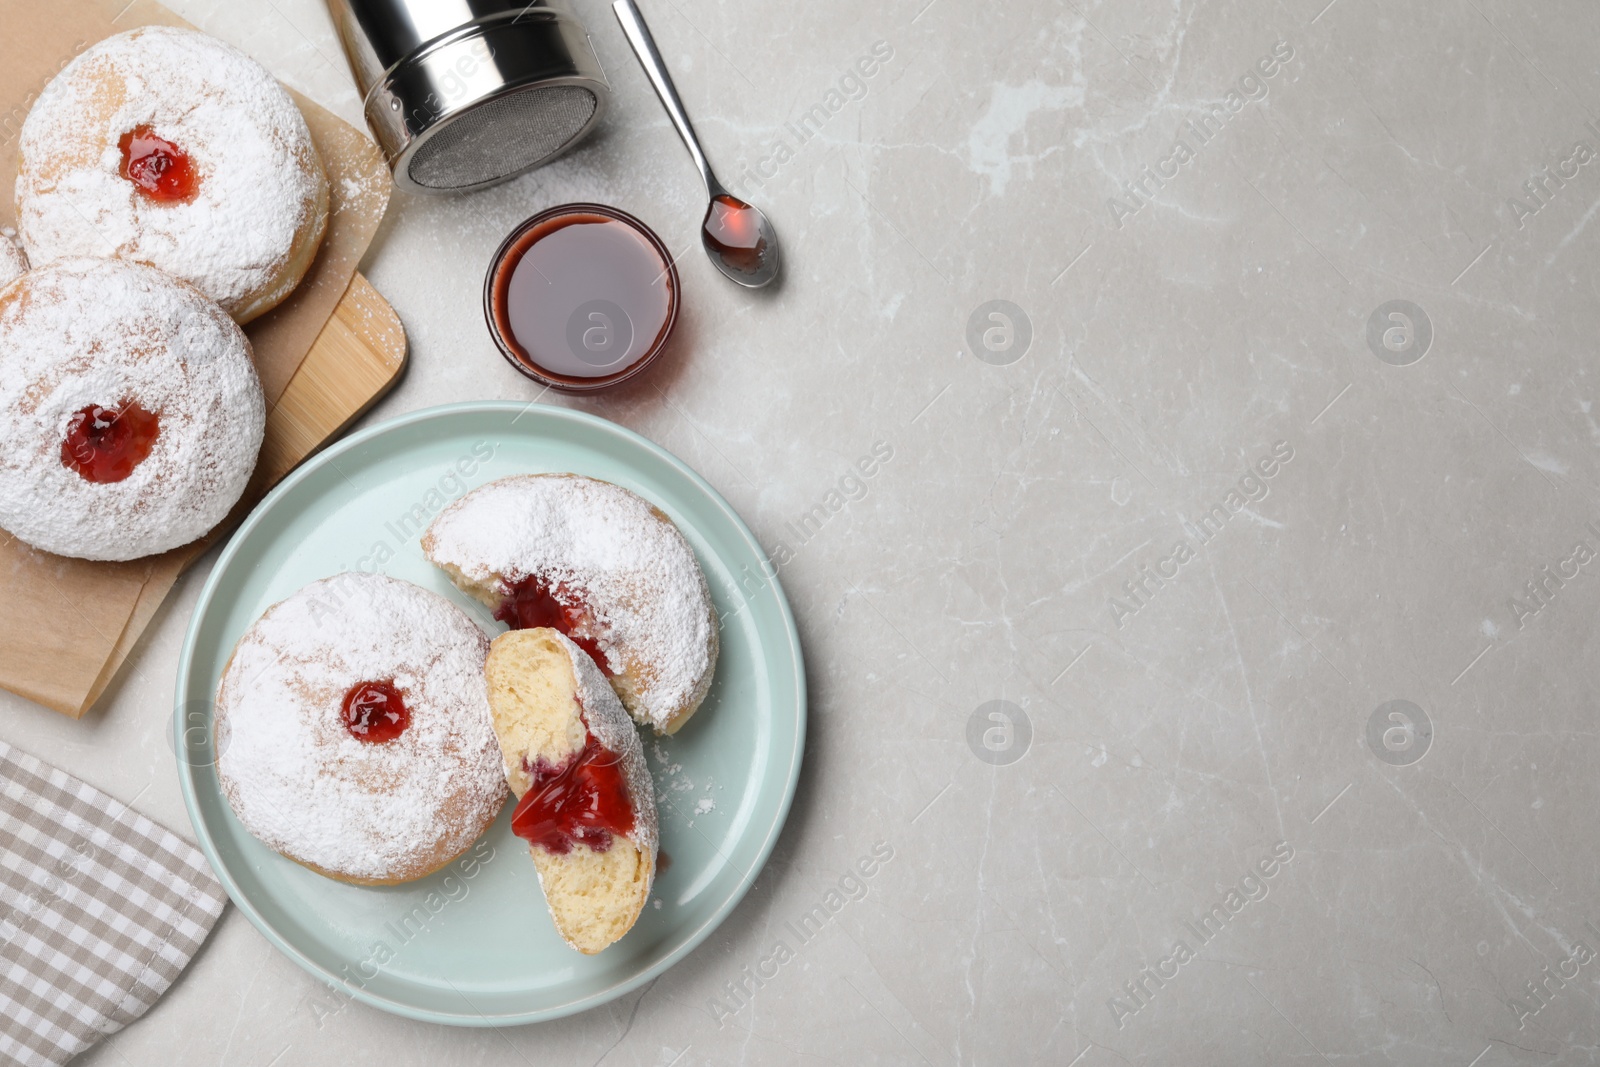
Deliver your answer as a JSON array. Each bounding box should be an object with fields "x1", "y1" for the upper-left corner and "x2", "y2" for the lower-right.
[{"x1": 612, "y1": 0, "x2": 781, "y2": 288}]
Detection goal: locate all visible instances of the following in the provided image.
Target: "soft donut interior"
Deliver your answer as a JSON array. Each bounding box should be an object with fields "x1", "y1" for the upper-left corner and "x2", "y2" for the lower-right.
[{"x1": 484, "y1": 628, "x2": 652, "y2": 954}]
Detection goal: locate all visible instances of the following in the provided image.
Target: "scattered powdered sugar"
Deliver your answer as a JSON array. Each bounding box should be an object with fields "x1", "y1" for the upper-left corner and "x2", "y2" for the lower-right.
[
  {"x1": 650, "y1": 740, "x2": 682, "y2": 780},
  {"x1": 0, "y1": 258, "x2": 263, "y2": 560},
  {"x1": 216, "y1": 573, "x2": 507, "y2": 883},
  {"x1": 424, "y1": 475, "x2": 718, "y2": 732},
  {"x1": 554, "y1": 630, "x2": 658, "y2": 861},
  {"x1": 0, "y1": 232, "x2": 28, "y2": 288},
  {"x1": 648, "y1": 741, "x2": 720, "y2": 825},
  {"x1": 15, "y1": 26, "x2": 326, "y2": 319}
]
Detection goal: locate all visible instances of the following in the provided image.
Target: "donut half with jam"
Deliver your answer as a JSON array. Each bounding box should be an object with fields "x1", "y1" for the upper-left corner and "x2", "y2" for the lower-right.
[{"x1": 485, "y1": 627, "x2": 658, "y2": 954}]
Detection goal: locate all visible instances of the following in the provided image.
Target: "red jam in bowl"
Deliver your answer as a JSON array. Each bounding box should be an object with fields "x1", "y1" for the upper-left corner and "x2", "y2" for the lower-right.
[{"x1": 486, "y1": 204, "x2": 678, "y2": 393}]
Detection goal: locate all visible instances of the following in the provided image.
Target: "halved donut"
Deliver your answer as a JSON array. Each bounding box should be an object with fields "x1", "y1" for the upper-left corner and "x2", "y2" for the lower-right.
[
  {"x1": 486, "y1": 628, "x2": 657, "y2": 954},
  {"x1": 424, "y1": 474, "x2": 718, "y2": 734}
]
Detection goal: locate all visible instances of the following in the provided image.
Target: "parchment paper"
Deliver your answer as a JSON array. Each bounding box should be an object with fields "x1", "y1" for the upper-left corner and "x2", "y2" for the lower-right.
[{"x1": 0, "y1": 0, "x2": 393, "y2": 717}]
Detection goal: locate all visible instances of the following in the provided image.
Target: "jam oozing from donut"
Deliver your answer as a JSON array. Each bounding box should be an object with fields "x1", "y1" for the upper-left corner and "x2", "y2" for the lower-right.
[
  {"x1": 512, "y1": 733, "x2": 635, "y2": 854},
  {"x1": 118, "y1": 125, "x2": 198, "y2": 202},
  {"x1": 59, "y1": 401, "x2": 160, "y2": 484},
  {"x1": 494, "y1": 576, "x2": 612, "y2": 675},
  {"x1": 341, "y1": 680, "x2": 410, "y2": 743}
]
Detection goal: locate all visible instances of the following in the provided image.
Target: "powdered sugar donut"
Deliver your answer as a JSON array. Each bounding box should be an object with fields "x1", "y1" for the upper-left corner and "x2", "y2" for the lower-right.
[
  {"x1": 0, "y1": 232, "x2": 27, "y2": 288},
  {"x1": 423, "y1": 474, "x2": 718, "y2": 734},
  {"x1": 0, "y1": 258, "x2": 264, "y2": 561},
  {"x1": 215, "y1": 573, "x2": 509, "y2": 886},
  {"x1": 15, "y1": 26, "x2": 329, "y2": 323}
]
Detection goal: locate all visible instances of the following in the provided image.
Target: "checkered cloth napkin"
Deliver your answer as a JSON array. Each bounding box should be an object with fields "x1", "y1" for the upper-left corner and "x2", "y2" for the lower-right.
[{"x1": 0, "y1": 740, "x2": 227, "y2": 1066}]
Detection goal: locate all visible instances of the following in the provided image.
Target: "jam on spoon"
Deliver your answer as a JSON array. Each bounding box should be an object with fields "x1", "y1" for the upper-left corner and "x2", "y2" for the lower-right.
[{"x1": 702, "y1": 194, "x2": 772, "y2": 277}]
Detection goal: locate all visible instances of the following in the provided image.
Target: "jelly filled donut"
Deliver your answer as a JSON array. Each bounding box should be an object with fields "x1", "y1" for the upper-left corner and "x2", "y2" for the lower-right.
[
  {"x1": 215, "y1": 573, "x2": 509, "y2": 886},
  {"x1": 0, "y1": 232, "x2": 27, "y2": 288},
  {"x1": 0, "y1": 258, "x2": 264, "y2": 561},
  {"x1": 486, "y1": 628, "x2": 657, "y2": 954},
  {"x1": 423, "y1": 474, "x2": 719, "y2": 734},
  {"x1": 15, "y1": 26, "x2": 329, "y2": 323}
]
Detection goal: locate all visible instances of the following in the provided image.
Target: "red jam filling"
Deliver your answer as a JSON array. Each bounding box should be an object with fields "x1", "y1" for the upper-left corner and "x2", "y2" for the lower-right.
[
  {"x1": 59, "y1": 401, "x2": 160, "y2": 484},
  {"x1": 511, "y1": 733, "x2": 636, "y2": 854},
  {"x1": 702, "y1": 194, "x2": 768, "y2": 275},
  {"x1": 341, "y1": 680, "x2": 410, "y2": 743},
  {"x1": 118, "y1": 125, "x2": 198, "y2": 202},
  {"x1": 494, "y1": 575, "x2": 612, "y2": 675}
]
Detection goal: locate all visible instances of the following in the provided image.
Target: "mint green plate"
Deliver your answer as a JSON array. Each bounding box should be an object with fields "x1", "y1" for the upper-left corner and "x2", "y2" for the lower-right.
[{"x1": 173, "y1": 403, "x2": 805, "y2": 1026}]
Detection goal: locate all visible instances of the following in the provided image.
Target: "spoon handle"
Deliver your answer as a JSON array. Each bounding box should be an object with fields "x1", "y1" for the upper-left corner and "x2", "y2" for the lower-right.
[{"x1": 612, "y1": 0, "x2": 720, "y2": 194}]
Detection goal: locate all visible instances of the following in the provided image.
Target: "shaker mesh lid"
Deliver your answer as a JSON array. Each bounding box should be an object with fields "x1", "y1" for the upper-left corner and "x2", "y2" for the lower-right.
[{"x1": 406, "y1": 85, "x2": 599, "y2": 190}]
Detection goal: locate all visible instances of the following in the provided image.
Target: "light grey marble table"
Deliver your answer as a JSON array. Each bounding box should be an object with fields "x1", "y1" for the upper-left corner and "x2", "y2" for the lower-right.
[{"x1": 5, "y1": 0, "x2": 1599, "y2": 1063}]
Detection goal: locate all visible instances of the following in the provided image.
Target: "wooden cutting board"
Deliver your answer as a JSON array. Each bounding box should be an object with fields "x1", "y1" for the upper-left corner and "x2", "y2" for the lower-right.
[{"x1": 256, "y1": 273, "x2": 407, "y2": 489}]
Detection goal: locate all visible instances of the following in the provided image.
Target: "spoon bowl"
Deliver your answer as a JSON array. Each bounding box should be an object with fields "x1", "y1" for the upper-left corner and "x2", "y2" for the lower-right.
[{"x1": 701, "y1": 192, "x2": 781, "y2": 288}]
